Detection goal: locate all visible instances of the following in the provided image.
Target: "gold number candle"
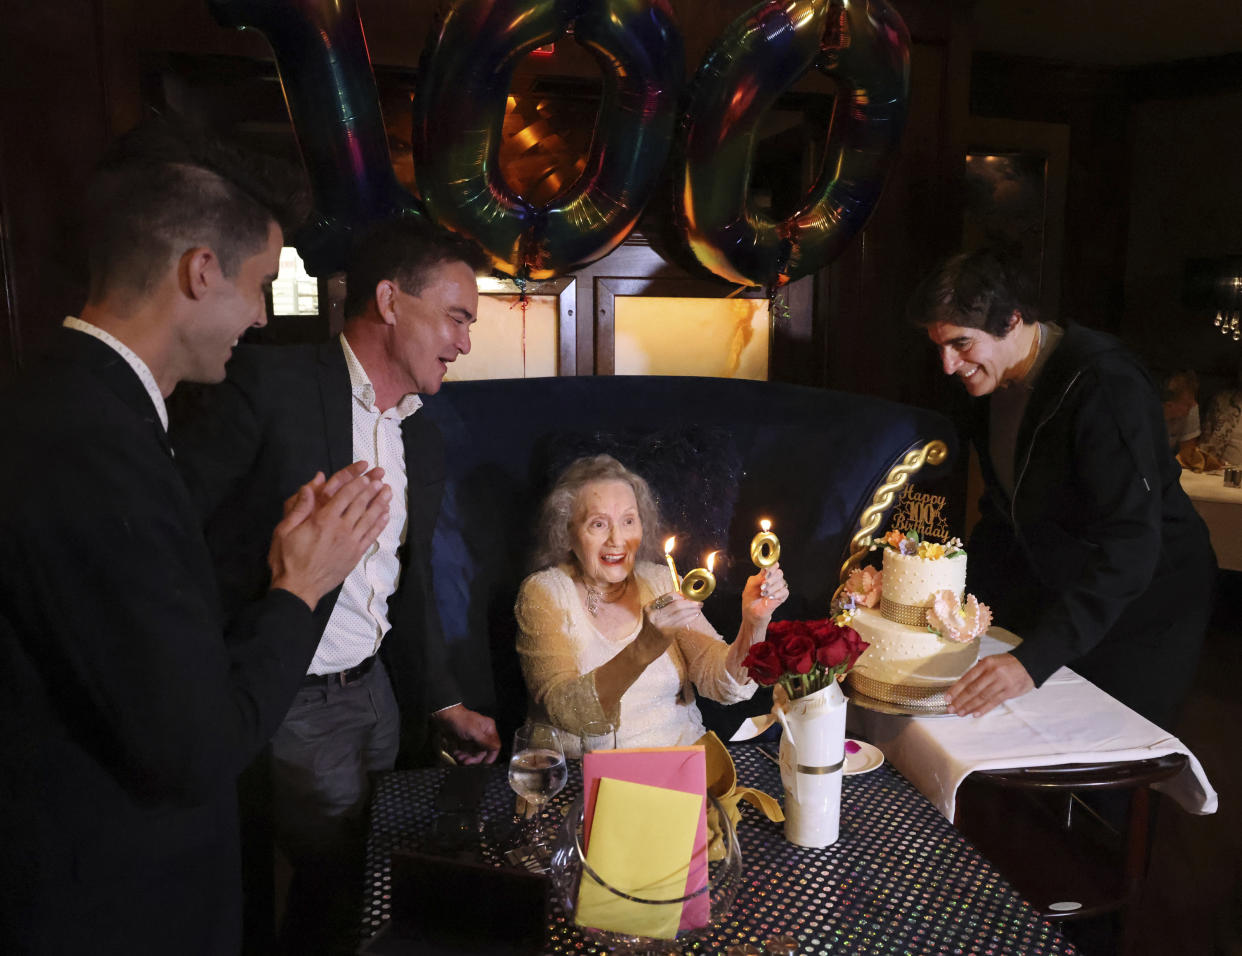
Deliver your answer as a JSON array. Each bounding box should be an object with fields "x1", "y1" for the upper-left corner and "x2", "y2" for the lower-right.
[
  {"x1": 680, "y1": 551, "x2": 717, "y2": 602},
  {"x1": 750, "y1": 518, "x2": 781, "y2": 568},
  {"x1": 663, "y1": 536, "x2": 681, "y2": 591}
]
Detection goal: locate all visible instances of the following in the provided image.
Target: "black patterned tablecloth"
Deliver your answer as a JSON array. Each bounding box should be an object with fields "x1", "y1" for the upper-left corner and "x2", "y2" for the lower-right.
[{"x1": 364, "y1": 745, "x2": 1077, "y2": 955}]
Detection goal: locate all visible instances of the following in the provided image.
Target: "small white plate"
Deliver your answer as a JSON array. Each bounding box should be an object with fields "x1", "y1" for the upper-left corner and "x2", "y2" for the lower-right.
[{"x1": 843, "y1": 740, "x2": 884, "y2": 776}]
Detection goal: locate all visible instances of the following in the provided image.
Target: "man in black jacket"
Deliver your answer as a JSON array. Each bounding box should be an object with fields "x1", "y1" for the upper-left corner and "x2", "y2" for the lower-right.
[
  {"x1": 172, "y1": 219, "x2": 500, "y2": 954},
  {"x1": 910, "y1": 250, "x2": 1214, "y2": 730},
  {"x1": 0, "y1": 118, "x2": 391, "y2": 954}
]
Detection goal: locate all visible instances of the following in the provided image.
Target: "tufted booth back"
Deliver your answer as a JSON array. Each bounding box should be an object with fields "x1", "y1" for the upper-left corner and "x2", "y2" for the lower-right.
[{"x1": 419, "y1": 375, "x2": 958, "y2": 739}]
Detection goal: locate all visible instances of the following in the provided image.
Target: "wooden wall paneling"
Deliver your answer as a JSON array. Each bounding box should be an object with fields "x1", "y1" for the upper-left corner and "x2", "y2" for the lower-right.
[
  {"x1": 96, "y1": 0, "x2": 274, "y2": 137},
  {"x1": 1123, "y1": 84, "x2": 1242, "y2": 375},
  {"x1": 822, "y1": 30, "x2": 970, "y2": 407},
  {"x1": 771, "y1": 277, "x2": 817, "y2": 387},
  {"x1": 1127, "y1": 52, "x2": 1242, "y2": 104},
  {"x1": 0, "y1": 171, "x2": 14, "y2": 380},
  {"x1": 0, "y1": 0, "x2": 111, "y2": 378},
  {"x1": 571, "y1": 236, "x2": 680, "y2": 375},
  {"x1": 970, "y1": 53, "x2": 1131, "y2": 333},
  {"x1": 963, "y1": 116, "x2": 1071, "y2": 324}
]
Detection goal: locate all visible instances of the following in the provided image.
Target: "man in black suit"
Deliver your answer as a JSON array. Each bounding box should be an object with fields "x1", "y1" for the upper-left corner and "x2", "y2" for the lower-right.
[
  {"x1": 172, "y1": 219, "x2": 501, "y2": 954},
  {"x1": 0, "y1": 120, "x2": 392, "y2": 954}
]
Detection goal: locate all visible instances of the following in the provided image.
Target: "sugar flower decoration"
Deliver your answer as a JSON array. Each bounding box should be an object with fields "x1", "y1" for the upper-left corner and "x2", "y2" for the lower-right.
[
  {"x1": 842, "y1": 566, "x2": 883, "y2": 609},
  {"x1": 870, "y1": 530, "x2": 967, "y2": 559},
  {"x1": 926, "y1": 590, "x2": 992, "y2": 643}
]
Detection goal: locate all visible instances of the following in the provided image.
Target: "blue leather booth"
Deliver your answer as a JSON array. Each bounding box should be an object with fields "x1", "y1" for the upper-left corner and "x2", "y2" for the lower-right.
[{"x1": 420, "y1": 375, "x2": 959, "y2": 742}]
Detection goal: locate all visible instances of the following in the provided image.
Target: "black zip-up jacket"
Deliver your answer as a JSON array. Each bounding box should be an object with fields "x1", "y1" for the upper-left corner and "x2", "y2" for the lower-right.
[{"x1": 966, "y1": 323, "x2": 1215, "y2": 728}]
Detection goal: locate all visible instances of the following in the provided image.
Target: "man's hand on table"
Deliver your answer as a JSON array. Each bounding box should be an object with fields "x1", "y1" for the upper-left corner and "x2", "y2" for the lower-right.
[
  {"x1": 433, "y1": 704, "x2": 501, "y2": 765},
  {"x1": 945, "y1": 653, "x2": 1034, "y2": 717}
]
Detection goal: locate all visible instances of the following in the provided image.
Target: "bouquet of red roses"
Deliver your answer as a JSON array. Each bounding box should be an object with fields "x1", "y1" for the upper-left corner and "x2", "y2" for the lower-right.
[{"x1": 741, "y1": 618, "x2": 869, "y2": 701}]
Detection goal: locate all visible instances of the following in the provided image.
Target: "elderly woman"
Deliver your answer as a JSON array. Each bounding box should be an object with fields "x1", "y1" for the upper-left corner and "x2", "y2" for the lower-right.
[{"x1": 515, "y1": 454, "x2": 789, "y2": 751}]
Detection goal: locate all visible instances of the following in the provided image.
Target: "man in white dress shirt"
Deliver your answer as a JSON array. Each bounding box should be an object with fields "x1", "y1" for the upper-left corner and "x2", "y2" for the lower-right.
[{"x1": 173, "y1": 219, "x2": 500, "y2": 954}]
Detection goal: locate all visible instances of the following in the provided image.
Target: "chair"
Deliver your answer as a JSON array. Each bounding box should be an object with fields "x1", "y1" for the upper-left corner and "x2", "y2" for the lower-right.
[{"x1": 953, "y1": 754, "x2": 1189, "y2": 953}]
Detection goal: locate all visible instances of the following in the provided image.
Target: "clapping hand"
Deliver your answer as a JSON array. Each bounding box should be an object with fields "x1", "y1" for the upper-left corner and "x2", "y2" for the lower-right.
[{"x1": 268, "y1": 461, "x2": 391, "y2": 610}]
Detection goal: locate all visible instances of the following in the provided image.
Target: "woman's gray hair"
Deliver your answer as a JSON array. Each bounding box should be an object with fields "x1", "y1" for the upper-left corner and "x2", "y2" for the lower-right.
[{"x1": 530, "y1": 454, "x2": 664, "y2": 571}]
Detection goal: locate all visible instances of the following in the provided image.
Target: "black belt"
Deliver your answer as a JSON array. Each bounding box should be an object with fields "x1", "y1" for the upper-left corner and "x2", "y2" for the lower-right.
[{"x1": 302, "y1": 654, "x2": 378, "y2": 688}]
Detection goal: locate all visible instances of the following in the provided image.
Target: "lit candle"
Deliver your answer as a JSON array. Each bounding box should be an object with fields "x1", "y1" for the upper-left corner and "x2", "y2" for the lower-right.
[
  {"x1": 680, "y1": 551, "x2": 717, "y2": 602},
  {"x1": 750, "y1": 519, "x2": 781, "y2": 569},
  {"x1": 663, "y1": 536, "x2": 681, "y2": 591}
]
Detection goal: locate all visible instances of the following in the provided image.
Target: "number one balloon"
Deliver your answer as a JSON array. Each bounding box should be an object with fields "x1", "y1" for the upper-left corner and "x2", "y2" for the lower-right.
[{"x1": 209, "y1": 0, "x2": 425, "y2": 275}]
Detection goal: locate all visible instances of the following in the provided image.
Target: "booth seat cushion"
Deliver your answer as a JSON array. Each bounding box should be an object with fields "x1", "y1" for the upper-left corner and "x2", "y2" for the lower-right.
[{"x1": 420, "y1": 375, "x2": 957, "y2": 737}]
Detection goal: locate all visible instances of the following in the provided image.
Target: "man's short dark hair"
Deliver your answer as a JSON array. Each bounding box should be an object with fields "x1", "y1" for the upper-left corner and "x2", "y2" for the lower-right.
[
  {"x1": 84, "y1": 115, "x2": 304, "y2": 304},
  {"x1": 908, "y1": 249, "x2": 1038, "y2": 338},
  {"x1": 343, "y1": 219, "x2": 491, "y2": 319}
]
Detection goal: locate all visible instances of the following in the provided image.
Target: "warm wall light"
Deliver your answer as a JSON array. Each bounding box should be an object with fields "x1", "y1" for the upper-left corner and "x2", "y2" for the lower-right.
[
  {"x1": 1214, "y1": 277, "x2": 1242, "y2": 341},
  {"x1": 1184, "y1": 257, "x2": 1242, "y2": 341}
]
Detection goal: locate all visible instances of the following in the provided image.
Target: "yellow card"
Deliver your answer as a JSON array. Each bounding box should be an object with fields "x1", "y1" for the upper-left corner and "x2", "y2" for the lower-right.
[{"x1": 575, "y1": 777, "x2": 703, "y2": 939}]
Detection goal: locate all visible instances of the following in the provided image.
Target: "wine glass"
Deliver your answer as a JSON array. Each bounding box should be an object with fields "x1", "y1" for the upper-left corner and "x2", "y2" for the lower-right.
[
  {"x1": 508, "y1": 722, "x2": 568, "y2": 855},
  {"x1": 579, "y1": 720, "x2": 617, "y2": 755}
]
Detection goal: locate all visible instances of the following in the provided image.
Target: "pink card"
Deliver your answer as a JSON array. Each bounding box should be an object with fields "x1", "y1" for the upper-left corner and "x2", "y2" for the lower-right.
[{"x1": 581, "y1": 746, "x2": 709, "y2": 931}]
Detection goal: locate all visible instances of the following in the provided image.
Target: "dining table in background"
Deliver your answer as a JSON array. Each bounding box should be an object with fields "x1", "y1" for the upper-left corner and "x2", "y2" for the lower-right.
[
  {"x1": 1179, "y1": 468, "x2": 1242, "y2": 571},
  {"x1": 361, "y1": 744, "x2": 1079, "y2": 955}
]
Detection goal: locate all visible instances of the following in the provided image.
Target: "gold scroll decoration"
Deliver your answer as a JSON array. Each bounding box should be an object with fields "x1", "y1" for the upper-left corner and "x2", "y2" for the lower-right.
[{"x1": 837, "y1": 439, "x2": 949, "y2": 586}]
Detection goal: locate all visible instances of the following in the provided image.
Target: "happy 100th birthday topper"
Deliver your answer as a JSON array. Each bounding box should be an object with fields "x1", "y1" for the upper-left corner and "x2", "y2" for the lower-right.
[{"x1": 888, "y1": 485, "x2": 950, "y2": 542}]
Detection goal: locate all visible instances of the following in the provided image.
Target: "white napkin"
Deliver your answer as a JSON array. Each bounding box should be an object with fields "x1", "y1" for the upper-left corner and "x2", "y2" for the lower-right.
[{"x1": 850, "y1": 629, "x2": 1218, "y2": 821}]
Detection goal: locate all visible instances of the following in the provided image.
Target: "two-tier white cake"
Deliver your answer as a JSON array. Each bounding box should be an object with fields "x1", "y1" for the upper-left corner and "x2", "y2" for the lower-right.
[{"x1": 846, "y1": 533, "x2": 985, "y2": 708}]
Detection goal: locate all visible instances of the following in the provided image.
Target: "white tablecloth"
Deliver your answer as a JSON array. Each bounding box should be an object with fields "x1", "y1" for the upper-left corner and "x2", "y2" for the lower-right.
[
  {"x1": 1180, "y1": 469, "x2": 1242, "y2": 571},
  {"x1": 847, "y1": 629, "x2": 1218, "y2": 821}
]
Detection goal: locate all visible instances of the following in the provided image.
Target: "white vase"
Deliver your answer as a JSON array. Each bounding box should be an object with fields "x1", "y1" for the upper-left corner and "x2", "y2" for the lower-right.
[{"x1": 775, "y1": 680, "x2": 847, "y2": 848}]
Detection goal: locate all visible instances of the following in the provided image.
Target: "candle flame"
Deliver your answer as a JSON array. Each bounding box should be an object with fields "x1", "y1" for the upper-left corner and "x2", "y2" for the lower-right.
[
  {"x1": 706, "y1": 551, "x2": 717, "y2": 572},
  {"x1": 664, "y1": 536, "x2": 676, "y2": 554},
  {"x1": 760, "y1": 519, "x2": 771, "y2": 532}
]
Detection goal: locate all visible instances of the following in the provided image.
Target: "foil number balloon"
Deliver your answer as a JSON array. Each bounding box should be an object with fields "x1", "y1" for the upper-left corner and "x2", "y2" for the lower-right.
[
  {"x1": 674, "y1": 0, "x2": 910, "y2": 288},
  {"x1": 210, "y1": 0, "x2": 426, "y2": 276},
  {"x1": 413, "y1": 0, "x2": 683, "y2": 281},
  {"x1": 208, "y1": 0, "x2": 906, "y2": 284}
]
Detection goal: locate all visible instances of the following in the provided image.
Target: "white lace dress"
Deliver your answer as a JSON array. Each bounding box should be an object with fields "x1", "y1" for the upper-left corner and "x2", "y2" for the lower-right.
[{"x1": 514, "y1": 561, "x2": 756, "y2": 752}]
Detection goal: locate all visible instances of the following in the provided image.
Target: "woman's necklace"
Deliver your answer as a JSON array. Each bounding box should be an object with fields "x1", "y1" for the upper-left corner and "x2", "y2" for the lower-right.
[{"x1": 584, "y1": 576, "x2": 629, "y2": 616}]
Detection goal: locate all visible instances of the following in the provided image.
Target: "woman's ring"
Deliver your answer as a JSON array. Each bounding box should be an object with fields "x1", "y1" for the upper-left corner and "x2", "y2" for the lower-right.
[{"x1": 651, "y1": 593, "x2": 676, "y2": 610}]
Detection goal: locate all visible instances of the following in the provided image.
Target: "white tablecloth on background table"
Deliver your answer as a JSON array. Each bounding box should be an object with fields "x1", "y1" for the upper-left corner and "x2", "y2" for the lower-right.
[
  {"x1": 1180, "y1": 469, "x2": 1242, "y2": 571},
  {"x1": 847, "y1": 629, "x2": 1219, "y2": 822}
]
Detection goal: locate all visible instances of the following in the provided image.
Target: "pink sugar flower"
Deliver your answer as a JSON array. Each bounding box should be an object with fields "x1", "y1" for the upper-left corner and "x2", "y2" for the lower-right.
[
  {"x1": 927, "y1": 590, "x2": 992, "y2": 643},
  {"x1": 843, "y1": 566, "x2": 883, "y2": 608}
]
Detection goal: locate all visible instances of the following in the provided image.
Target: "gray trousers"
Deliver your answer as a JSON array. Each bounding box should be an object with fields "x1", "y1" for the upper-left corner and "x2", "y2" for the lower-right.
[{"x1": 270, "y1": 656, "x2": 400, "y2": 955}]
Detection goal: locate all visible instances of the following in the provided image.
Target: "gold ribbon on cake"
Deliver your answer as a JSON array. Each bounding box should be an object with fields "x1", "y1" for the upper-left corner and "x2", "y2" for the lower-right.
[
  {"x1": 846, "y1": 671, "x2": 952, "y2": 710},
  {"x1": 878, "y1": 597, "x2": 932, "y2": 627}
]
